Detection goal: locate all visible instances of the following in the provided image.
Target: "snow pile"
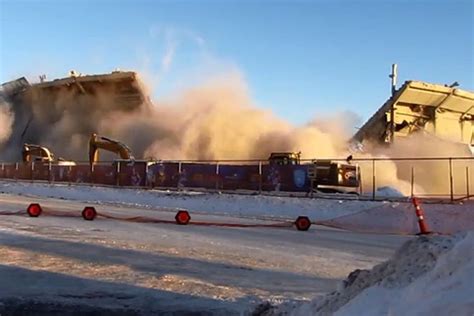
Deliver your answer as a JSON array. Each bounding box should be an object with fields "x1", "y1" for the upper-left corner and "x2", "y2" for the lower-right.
[
  {"x1": 375, "y1": 186, "x2": 404, "y2": 198},
  {"x1": 263, "y1": 232, "x2": 474, "y2": 315}
]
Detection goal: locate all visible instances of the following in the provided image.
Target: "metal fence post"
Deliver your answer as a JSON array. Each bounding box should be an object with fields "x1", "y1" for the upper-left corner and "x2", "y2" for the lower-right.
[
  {"x1": 410, "y1": 166, "x2": 415, "y2": 197},
  {"x1": 68, "y1": 166, "x2": 72, "y2": 185},
  {"x1": 31, "y1": 162, "x2": 35, "y2": 181},
  {"x1": 145, "y1": 163, "x2": 151, "y2": 189},
  {"x1": 116, "y1": 161, "x2": 121, "y2": 186},
  {"x1": 466, "y1": 166, "x2": 470, "y2": 200},
  {"x1": 15, "y1": 162, "x2": 18, "y2": 181},
  {"x1": 178, "y1": 161, "x2": 182, "y2": 189},
  {"x1": 449, "y1": 158, "x2": 454, "y2": 202},
  {"x1": 90, "y1": 163, "x2": 95, "y2": 185},
  {"x1": 215, "y1": 162, "x2": 220, "y2": 190},
  {"x1": 258, "y1": 161, "x2": 262, "y2": 194},
  {"x1": 372, "y1": 159, "x2": 376, "y2": 200},
  {"x1": 48, "y1": 162, "x2": 52, "y2": 183}
]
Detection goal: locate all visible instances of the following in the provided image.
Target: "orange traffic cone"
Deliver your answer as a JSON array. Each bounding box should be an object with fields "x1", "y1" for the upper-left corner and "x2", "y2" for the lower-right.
[{"x1": 411, "y1": 197, "x2": 431, "y2": 235}]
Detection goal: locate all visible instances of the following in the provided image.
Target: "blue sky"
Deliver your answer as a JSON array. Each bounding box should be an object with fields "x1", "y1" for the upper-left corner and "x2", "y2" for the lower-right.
[{"x1": 1, "y1": 0, "x2": 473, "y2": 125}]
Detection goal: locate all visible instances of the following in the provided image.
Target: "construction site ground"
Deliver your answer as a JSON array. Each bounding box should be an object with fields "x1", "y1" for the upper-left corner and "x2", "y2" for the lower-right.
[{"x1": 0, "y1": 191, "x2": 415, "y2": 315}]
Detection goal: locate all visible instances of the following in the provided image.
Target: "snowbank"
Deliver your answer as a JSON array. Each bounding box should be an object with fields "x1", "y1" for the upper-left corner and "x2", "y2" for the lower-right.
[{"x1": 263, "y1": 232, "x2": 474, "y2": 315}]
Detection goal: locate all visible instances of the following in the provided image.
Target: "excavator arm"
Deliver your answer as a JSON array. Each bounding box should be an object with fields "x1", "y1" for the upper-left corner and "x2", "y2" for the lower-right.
[{"x1": 89, "y1": 133, "x2": 133, "y2": 167}]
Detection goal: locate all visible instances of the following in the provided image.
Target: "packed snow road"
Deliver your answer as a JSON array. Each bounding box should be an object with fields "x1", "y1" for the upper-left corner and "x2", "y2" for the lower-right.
[{"x1": 0, "y1": 192, "x2": 411, "y2": 315}]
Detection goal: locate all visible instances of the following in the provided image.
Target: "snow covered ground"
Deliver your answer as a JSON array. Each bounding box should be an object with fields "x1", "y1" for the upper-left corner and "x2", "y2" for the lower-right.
[
  {"x1": 0, "y1": 180, "x2": 384, "y2": 221},
  {"x1": 267, "y1": 231, "x2": 474, "y2": 316},
  {"x1": 0, "y1": 180, "x2": 472, "y2": 233},
  {"x1": 0, "y1": 181, "x2": 472, "y2": 315}
]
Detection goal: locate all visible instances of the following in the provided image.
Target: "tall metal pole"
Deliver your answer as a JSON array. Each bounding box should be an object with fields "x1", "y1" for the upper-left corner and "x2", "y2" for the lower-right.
[
  {"x1": 389, "y1": 64, "x2": 398, "y2": 144},
  {"x1": 390, "y1": 63, "x2": 398, "y2": 96}
]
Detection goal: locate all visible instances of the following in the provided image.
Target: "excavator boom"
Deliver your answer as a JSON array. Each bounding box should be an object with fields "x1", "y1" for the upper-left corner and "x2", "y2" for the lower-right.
[{"x1": 89, "y1": 133, "x2": 133, "y2": 166}]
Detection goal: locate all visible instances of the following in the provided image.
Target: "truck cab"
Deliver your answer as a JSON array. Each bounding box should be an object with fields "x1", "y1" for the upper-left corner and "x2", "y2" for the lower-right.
[
  {"x1": 268, "y1": 151, "x2": 360, "y2": 193},
  {"x1": 268, "y1": 152, "x2": 301, "y2": 165}
]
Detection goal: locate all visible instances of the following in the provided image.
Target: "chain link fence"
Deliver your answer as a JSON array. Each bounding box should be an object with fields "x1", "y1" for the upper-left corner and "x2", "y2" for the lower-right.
[{"x1": 0, "y1": 157, "x2": 472, "y2": 201}]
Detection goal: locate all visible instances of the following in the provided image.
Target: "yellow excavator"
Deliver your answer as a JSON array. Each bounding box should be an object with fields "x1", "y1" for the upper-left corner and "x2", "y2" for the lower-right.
[
  {"x1": 22, "y1": 143, "x2": 76, "y2": 166},
  {"x1": 89, "y1": 133, "x2": 134, "y2": 168},
  {"x1": 22, "y1": 144, "x2": 55, "y2": 163}
]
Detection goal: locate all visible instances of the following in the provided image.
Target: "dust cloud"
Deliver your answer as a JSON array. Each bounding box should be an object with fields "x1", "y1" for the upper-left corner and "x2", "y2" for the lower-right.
[
  {"x1": 0, "y1": 99, "x2": 13, "y2": 145},
  {"x1": 365, "y1": 134, "x2": 473, "y2": 196},
  {"x1": 0, "y1": 72, "x2": 351, "y2": 162},
  {"x1": 0, "y1": 71, "x2": 471, "y2": 196}
]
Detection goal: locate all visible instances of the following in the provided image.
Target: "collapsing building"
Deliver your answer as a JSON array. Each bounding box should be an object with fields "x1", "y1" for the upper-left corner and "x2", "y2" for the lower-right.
[
  {"x1": 0, "y1": 71, "x2": 150, "y2": 160},
  {"x1": 353, "y1": 80, "x2": 474, "y2": 152},
  {"x1": 1, "y1": 68, "x2": 473, "y2": 160}
]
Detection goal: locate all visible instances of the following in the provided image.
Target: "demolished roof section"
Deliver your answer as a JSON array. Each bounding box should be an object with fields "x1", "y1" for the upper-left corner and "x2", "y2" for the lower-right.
[
  {"x1": 31, "y1": 71, "x2": 148, "y2": 110},
  {"x1": 0, "y1": 77, "x2": 30, "y2": 98},
  {"x1": 353, "y1": 81, "x2": 474, "y2": 145},
  {"x1": 1, "y1": 71, "x2": 149, "y2": 109}
]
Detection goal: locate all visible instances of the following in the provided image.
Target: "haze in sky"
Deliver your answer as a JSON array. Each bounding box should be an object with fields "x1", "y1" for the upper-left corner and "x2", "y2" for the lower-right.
[{"x1": 0, "y1": 0, "x2": 472, "y2": 124}]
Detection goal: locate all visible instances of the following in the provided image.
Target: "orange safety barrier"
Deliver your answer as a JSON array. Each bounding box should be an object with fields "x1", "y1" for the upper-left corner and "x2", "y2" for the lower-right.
[
  {"x1": 96, "y1": 209, "x2": 297, "y2": 229},
  {"x1": 3, "y1": 203, "x2": 308, "y2": 232},
  {"x1": 3, "y1": 201, "x2": 468, "y2": 235},
  {"x1": 4, "y1": 200, "x2": 466, "y2": 235}
]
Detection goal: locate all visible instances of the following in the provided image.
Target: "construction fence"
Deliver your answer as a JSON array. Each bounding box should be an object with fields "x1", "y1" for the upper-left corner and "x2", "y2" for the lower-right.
[{"x1": 0, "y1": 157, "x2": 472, "y2": 201}]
